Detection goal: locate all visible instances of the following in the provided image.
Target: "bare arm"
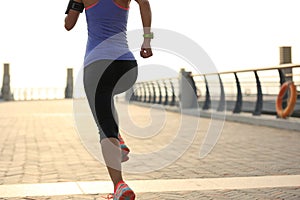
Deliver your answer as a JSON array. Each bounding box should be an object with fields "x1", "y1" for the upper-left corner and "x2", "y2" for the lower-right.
[
  {"x1": 136, "y1": 0, "x2": 152, "y2": 34},
  {"x1": 135, "y1": 0, "x2": 153, "y2": 58},
  {"x1": 64, "y1": 0, "x2": 83, "y2": 31}
]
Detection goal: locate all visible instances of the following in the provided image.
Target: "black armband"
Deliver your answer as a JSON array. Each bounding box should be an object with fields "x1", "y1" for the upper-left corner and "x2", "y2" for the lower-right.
[{"x1": 65, "y1": 0, "x2": 84, "y2": 14}]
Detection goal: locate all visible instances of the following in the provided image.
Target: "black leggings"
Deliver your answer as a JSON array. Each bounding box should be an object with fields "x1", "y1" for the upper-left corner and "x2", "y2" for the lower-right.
[{"x1": 84, "y1": 60, "x2": 138, "y2": 141}]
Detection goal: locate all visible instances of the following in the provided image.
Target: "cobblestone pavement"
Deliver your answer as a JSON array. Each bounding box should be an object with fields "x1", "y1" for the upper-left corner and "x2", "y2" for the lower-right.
[
  {"x1": 0, "y1": 100, "x2": 300, "y2": 199},
  {"x1": 137, "y1": 187, "x2": 300, "y2": 200},
  {"x1": 1, "y1": 187, "x2": 300, "y2": 200}
]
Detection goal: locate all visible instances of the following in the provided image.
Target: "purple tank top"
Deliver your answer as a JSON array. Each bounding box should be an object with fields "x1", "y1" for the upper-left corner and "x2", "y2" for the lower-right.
[{"x1": 84, "y1": 0, "x2": 135, "y2": 66}]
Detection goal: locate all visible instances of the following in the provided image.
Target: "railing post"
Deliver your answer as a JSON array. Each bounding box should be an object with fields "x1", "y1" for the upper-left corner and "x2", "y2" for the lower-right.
[
  {"x1": 202, "y1": 76, "x2": 211, "y2": 110},
  {"x1": 133, "y1": 84, "x2": 137, "y2": 101},
  {"x1": 253, "y1": 71, "x2": 263, "y2": 116},
  {"x1": 151, "y1": 82, "x2": 156, "y2": 104},
  {"x1": 277, "y1": 69, "x2": 288, "y2": 113},
  {"x1": 157, "y1": 81, "x2": 162, "y2": 104},
  {"x1": 179, "y1": 68, "x2": 197, "y2": 109},
  {"x1": 134, "y1": 85, "x2": 139, "y2": 101},
  {"x1": 233, "y1": 72, "x2": 242, "y2": 113},
  {"x1": 136, "y1": 83, "x2": 141, "y2": 101},
  {"x1": 139, "y1": 84, "x2": 143, "y2": 102},
  {"x1": 133, "y1": 86, "x2": 137, "y2": 101},
  {"x1": 163, "y1": 81, "x2": 169, "y2": 105},
  {"x1": 217, "y1": 74, "x2": 225, "y2": 111},
  {"x1": 169, "y1": 79, "x2": 176, "y2": 106},
  {"x1": 1, "y1": 63, "x2": 13, "y2": 101},
  {"x1": 65, "y1": 68, "x2": 73, "y2": 99},
  {"x1": 142, "y1": 83, "x2": 147, "y2": 103},
  {"x1": 147, "y1": 83, "x2": 152, "y2": 103},
  {"x1": 278, "y1": 69, "x2": 286, "y2": 85}
]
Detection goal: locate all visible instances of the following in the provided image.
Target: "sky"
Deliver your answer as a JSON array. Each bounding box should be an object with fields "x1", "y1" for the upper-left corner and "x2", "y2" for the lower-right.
[{"x1": 0, "y1": 0, "x2": 300, "y2": 88}]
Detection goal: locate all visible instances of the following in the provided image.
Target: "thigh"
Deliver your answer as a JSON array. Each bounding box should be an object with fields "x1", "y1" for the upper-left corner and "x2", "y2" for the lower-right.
[
  {"x1": 83, "y1": 60, "x2": 114, "y2": 122},
  {"x1": 84, "y1": 60, "x2": 119, "y2": 139},
  {"x1": 111, "y1": 60, "x2": 138, "y2": 95}
]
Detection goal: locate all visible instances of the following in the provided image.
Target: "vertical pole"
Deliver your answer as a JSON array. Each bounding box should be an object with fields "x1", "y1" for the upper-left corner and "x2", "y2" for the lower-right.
[
  {"x1": 65, "y1": 68, "x2": 73, "y2": 99},
  {"x1": 279, "y1": 46, "x2": 292, "y2": 112},
  {"x1": 253, "y1": 71, "x2": 263, "y2": 116},
  {"x1": 202, "y1": 76, "x2": 211, "y2": 110},
  {"x1": 233, "y1": 72, "x2": 242, "y2": 113},
  {"x1": 157, "y1": 81, "x2": 162, "y2": 104},
  {"x1": 217, "y1": 74, "x2": 225, "y2": 111},
  {"x1": 151, "y1": 82, "x2": 156, "y2": 104},
  {"x1": 143, "y1": 83, "x2": 147, "y2": 103},
  {"x1": 278, "y1": 69, "x2": 286, "y2": 85},
  {"x1": 134, "y1": 84, "x2": 138, "y2": 101},
  {"x1": 138, "y1": 83, "x2": 142, "y2": 102},
  {"x1": 170, "y1": 79, "x2": 176, "y2": 106},
  {"x1": 147, "y1": 83, "x2": 152, "y2": 103},
  {"x1": 179, "y1": 68, "x2": 198, "y2": 109},
  {"x1": 163, "y1": 81, "x2": 169, "y2": 105},
  {"x1": 1, "y1": 63, "x2": 13, "y2": 101},
  {"x1": 279, "y1": 46, "x2": 293, "y2": 82}
]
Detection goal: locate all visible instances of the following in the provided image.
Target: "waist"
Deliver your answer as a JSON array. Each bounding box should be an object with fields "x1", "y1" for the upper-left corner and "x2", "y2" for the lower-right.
[{"x1": 84, "y1": 46, "x2": 135, "y2": 67}]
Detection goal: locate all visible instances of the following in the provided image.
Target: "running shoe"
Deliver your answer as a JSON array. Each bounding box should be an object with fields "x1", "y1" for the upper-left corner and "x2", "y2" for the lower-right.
[
  {"x1": 119, "y1": 134, "x2": 130, "y2": 162},
  {"x1": 113, "y1": 180, "x2": 135, "y2": 200}
]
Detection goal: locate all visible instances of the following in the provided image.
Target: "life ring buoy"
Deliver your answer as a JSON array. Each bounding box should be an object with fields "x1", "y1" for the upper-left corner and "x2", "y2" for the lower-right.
[{"x1": 276, "y1": 81, "x2": 297, "y2": 118}]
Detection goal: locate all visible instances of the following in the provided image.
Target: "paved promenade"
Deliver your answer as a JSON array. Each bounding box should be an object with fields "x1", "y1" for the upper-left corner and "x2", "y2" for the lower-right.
[{"x1": 0, "y1": 100, "x2": 300, "y2": 199}]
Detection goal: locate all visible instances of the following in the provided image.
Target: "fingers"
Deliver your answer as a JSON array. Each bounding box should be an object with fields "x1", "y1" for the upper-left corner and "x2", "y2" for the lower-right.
[{"x1": 140, "y1": 48, "x2": 153, "y2": 58}]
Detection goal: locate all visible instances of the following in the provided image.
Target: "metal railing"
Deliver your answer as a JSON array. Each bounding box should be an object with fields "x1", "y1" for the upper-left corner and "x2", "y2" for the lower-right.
[
  {"x1": 0, "y1": 64, "x2": 73, "y2": 101},
  {"x1": 11, "y1": 88, "x2": 65, "y2": 101},
  {"x1": 130, "y1": 64, "x2": 300, "y2": 118},
  {"x1": 131, "y1": 77, "x2": 179, "y2": 107}
]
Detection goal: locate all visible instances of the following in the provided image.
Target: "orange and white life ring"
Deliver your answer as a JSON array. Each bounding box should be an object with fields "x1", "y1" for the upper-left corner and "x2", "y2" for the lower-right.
[{"x1": 276, "y1": 81, "x2": 297, "y2": 118}]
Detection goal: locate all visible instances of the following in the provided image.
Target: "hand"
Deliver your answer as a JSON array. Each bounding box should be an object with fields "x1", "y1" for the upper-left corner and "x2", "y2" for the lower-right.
[{"x1": 140, "y1": 39, "x2": 153, "y2": 58}]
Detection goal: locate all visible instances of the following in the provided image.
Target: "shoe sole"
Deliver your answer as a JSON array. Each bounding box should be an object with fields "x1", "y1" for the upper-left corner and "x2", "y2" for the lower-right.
[{"x1": 121, "y1": 144, "x2": 130, "y2": 163}]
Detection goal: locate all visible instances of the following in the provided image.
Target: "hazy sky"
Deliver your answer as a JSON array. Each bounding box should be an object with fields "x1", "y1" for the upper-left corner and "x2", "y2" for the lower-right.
[{"x1": 0, "y1": 0, "x2": 299, "y2": 87}]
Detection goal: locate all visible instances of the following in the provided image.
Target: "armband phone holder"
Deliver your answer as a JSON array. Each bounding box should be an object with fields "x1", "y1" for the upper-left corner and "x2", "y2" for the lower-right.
[{"x1": 65, "y1": 0, "x2": 84, "y2": 14}]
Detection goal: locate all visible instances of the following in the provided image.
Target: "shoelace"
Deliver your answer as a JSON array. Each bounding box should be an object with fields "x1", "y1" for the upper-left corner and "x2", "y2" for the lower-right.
[{"x1": 102, "y1": 193, "x2": 114, "y2": 199}]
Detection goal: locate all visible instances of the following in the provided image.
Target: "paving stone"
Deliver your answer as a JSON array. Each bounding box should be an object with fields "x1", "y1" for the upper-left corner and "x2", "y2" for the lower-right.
[{"x1": 0, "y1": 100, "x2": 300, "y2": 199}]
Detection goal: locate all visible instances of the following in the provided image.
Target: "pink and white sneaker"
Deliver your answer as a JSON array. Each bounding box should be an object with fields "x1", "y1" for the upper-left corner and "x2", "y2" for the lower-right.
[
  {"x1": 119, "y1": 134, "x2": 130, "y2": 162},
  {"x1": 113, "y1": 180, "x2": 135, "y2": 200}
]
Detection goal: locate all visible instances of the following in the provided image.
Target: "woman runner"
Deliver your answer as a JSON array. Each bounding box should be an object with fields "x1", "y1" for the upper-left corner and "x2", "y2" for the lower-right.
[{"x1": 64, "y1": 0, "x2": 153, "y2": 199}]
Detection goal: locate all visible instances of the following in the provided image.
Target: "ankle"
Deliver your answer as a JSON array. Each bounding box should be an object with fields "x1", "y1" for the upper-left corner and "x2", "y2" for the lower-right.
[{"x1": 114, "y1": 180, "x2": 125, "y2": 193}]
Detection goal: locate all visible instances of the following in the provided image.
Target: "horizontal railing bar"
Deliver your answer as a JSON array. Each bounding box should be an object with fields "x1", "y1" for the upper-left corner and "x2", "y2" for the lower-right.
[
  {"x1": 192, "y1": 64, "x2": 300, "y2": 77},
  {"x1": 136, "y1": 77, "x2": 179, "y2": 84}
]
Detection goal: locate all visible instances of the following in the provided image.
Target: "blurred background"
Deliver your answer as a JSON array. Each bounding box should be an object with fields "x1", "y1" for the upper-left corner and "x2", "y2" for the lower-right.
[{"x1": 0, "y1": 0, "x2": 299, "y2": 100}]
